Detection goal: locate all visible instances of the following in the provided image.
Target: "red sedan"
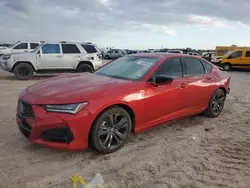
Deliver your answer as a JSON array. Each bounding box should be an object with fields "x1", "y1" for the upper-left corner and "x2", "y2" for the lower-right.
[{"x1": 17, "y1": 53, "x2": 231, "y2": 153}]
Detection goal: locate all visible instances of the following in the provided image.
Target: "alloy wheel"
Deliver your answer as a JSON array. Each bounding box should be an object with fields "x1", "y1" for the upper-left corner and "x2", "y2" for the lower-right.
[
  {"x1": 223, "y1": 64, "x2": 231, "y2": 71},
  {"x1": 212, "y1": 91, "x2": 225, "y2": 115},
  {"x1": 98, "y1": 113, "x2": 129, "y2": 150},
  {"x1": 19, "y1": 67, "x2": 30, "y2": 77}
]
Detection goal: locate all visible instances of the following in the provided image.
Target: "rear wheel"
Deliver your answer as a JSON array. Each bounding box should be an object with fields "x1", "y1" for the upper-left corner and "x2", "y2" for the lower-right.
[
  {"x1": 204, "y1": 89, "x2": 226, "y2": 118},
  {"x1": 89, "y1": 106, "x2": 132, "y2": 153},
  {"x1": 76, "y1": 64, "x2": 93, "y2": 73},
  {"x1": 13, "y1": 63, "x2": 34, "y2": 80}
]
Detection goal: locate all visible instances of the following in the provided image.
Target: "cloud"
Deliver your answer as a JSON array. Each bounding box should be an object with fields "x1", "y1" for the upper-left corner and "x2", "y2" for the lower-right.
[
  {"x1": 125, "y1": 21, "x2": 177, "y2": 36},
  {"x1": 188, "y1": 15, "x2": 233, "y2": 29},
  {"x1": 1, "y1": 0, "x2": 250, "y2": 46}
]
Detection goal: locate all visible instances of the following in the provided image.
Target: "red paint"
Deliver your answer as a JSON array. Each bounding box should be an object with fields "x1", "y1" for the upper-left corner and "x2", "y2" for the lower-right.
[{"x1": 17, "y1": 54, "x2": 231, "y2": 151}]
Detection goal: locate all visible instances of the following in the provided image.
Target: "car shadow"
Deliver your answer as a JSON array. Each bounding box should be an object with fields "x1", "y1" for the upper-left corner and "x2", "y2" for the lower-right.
[
  {"x1": 0, "y1": 74, "x2": 57, "y2": 81},
  {"x1": 231, "y1": 68, "x2": 250, "y2": 72}
]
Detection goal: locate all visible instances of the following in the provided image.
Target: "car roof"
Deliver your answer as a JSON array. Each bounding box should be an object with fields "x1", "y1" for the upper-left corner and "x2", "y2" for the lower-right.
[
  {"x1": 129, "y1": 53, "x2": 201, "y2": 60},
  {"x1": 41, "y1": 42, "x2": 97, "y2": 47},
  {"x1": 15, "y1": 41, "x2": 41, "y2": 43}
]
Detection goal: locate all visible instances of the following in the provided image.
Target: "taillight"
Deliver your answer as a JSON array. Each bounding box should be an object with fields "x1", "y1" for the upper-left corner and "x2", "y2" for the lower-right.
[{"x1": 97, "y1": 53, "x2": 102, "y2": 59}]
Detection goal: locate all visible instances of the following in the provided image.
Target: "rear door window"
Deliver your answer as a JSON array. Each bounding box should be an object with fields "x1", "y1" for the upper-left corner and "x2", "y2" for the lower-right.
[
  {"x1": 62, "y1": 44, "x2": 80, "y2": 54},
  {"x1": 154, "y1": 58, "x2": 183, "y2": 78},
  {"x1": 182, "y1": 58, "x2": 205, "y2": 77},
  {"x1": 245, "y1": 51, "x2": 250, "y2": 57}
]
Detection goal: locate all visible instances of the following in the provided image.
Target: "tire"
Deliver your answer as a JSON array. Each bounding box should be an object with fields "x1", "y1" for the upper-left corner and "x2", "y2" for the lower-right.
[
  {"x1": 105, "y1": 55, "x2": 109, "y2": 60},
  {"x1": 222, "y1": 63, "x2": 231, "y2": 71},
  {"x1": 13, "y1": 63, "x2": 34, "y2": 80},
  {"x1": 204, "y1": 89, "x2": 226, "y2": 118},
  {"x1": 76, "y1": 63, "x2": 93, "y2": 73},
  {"x1": 89, "y1": 106, "x2": 132, "y2": 153}
]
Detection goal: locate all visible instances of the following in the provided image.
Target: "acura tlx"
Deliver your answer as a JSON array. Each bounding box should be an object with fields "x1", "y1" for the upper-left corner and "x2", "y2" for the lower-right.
[{"x1": 17, "y1": 53, "x2": 231, "y2": 153}]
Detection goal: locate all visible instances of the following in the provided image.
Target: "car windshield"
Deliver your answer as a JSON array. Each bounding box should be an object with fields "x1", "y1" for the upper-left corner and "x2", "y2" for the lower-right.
[
  {"x1": 225, "y1": 51, "x2": 233, "y2": 56},
  {"x1": 95, "y1": 56, "x2": 159, "y2": 80},
  {"x1": 8, "y1": 41, "x2": 20, "y2": 48}
]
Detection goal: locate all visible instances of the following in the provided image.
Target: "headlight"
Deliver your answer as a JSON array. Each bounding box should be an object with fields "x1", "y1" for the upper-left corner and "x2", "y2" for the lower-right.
[
  {"x1": 43, "y1": 102, "x2": 88, "y2": 114},
  {"x1": 2, "y1": 54, "x2": 11, "y2": 60}
]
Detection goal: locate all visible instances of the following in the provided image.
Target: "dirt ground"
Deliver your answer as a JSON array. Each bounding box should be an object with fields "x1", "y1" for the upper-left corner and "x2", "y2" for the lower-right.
[{"x1": 0, "y1": 67, "x2": 249, "y2": 188}]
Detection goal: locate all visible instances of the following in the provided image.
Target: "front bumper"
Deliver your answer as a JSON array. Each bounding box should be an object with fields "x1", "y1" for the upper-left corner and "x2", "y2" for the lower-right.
[
  {"x1": 0, "y1": 59, "x2": 12, "y2": 71},
  {"x1": 16, "y1": 100, "x2": 96, "y2": 151}
]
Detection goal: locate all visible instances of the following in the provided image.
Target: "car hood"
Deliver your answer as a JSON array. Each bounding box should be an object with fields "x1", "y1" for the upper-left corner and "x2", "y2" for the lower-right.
[
  {"x1": 0, "y1": 46, "x2": 7, "y2": 50},
  {"x1": 0, "y1": 47, "x2": 11, "y2": 54},
  {"x1": 11, "y1": 52, "x2": 34, "y2": 56},
  {"x1": 21, "y1": 73, "x2": 133, "y2": 104}
]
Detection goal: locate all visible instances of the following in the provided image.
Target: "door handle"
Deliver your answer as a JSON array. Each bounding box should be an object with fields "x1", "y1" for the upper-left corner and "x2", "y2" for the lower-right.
[
  {"x1": 206, "y1": 76, "x2": 212, "y2": 80},
  {"x1": 179, "y1": 83, "x2": 188, "y2": 88},
  {"x1": 56, "y1": 55, "x2": 63, "y2": 58}
]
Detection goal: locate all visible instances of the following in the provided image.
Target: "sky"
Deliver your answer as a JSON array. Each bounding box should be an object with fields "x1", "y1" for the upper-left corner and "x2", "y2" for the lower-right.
[{"x1": 1, "y1": 0, "x2": 250, "y2": 50}]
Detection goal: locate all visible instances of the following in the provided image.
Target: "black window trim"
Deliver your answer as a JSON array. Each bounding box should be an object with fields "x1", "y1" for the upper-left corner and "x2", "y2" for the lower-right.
[
  {"x1": 181, "y1": 57, "x2": 206, "y2": 78},
  {"x1": 199, "y1": 59, "x2": 212, "y2": 74},
  {"x1": 148, "y1": 57, "x2": 184, "y2": 82}
]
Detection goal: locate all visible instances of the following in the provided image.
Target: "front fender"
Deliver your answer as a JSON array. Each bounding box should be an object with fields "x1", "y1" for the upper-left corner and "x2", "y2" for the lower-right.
[{"x1": 86, "y1": 100, "x2": 135, "y2": 116}]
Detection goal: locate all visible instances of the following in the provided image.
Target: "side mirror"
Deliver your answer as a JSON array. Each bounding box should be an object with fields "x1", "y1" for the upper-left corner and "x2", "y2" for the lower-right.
[{"x1": 151, "y1": 75, "x2": 173, "y2": 86}]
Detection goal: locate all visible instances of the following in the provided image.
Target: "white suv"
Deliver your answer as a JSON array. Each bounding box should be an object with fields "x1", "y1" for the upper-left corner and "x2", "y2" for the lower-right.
[
  {"x1": 1, "y1": 42, "x2": 102, "y2": 80},
  {"x1": 0, "y1": 41, "x2": 40, "y2": 56}
]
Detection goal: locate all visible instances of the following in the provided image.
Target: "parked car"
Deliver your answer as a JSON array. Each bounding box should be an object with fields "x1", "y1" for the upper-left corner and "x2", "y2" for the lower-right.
[
  {"x1": 1, "y1": 42, "x2": 102, "y2": 80},
  {"x1": 166, "y1": 50, "x2": 183, "y2": 54},
  {"x1": 103, "y1": 50, "x2": 126, "y2": 59},
  {"x1": 202, "y1": 52, "x2": 216, "y2": 63},
  {"x1": 216, "y1": 49, "x2": 250, "y2": 71},
  {"x1": 187, "y1": 52, "x2": 200, "y2": 56},
  {"x1": 126, "y1": 50, "x2": 138, "y2": 55},
  {"x1": 215, "y1": 51, "x2": 233, "y2": 64},
  {"x1": 17, "y1": 53, "x2": 231, "y2": 153},
  {"x1": 0, "y1": 41, "x2": 40, "y2": 56}
]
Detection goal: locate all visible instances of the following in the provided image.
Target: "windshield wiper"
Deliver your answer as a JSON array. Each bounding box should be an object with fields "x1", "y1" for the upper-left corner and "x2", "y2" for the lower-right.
[{"x1": 96, "y1": 73, "x2": 133, "y2": 81}]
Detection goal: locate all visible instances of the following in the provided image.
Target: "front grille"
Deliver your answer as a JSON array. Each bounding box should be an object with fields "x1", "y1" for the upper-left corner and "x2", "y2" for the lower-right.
[
  {"x1": 18, "y1": 120, "x2": 32, "y2": 138},
  {"x1": 18, "y1": 100, "x2": 34, "y2": 118}
]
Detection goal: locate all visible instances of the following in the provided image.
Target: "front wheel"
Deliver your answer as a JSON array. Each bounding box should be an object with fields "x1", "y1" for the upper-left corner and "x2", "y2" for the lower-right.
[
  {"x1": 204, "y1": 89, "x2": 226, "y2": 118},
  {"x1": 223, "y1": 63, "x2": 231, "y2": 71},
  {"x1": 89, "y1": 106, "x2": 132, "y2": 153},
  {"x1": 13, "y1": 63, "x2": 34, "y2": 80}
]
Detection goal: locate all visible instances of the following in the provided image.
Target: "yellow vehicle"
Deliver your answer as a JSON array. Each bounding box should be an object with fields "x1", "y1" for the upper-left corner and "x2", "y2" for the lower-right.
[
  {"x1": 215, "y1": 46, "x2": 248, "y2": 56},
  {"x1": 217, "y1": 49, "x2": 250, "y2": 71},
  {"x1": 215, "y1": 51, "x2": 233, "y2": 63}
]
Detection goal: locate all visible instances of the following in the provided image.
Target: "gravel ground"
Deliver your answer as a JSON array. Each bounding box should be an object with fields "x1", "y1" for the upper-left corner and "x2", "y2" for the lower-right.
[{"x1": 0, "y1": 67, "x2": 249, "y2": 188}]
